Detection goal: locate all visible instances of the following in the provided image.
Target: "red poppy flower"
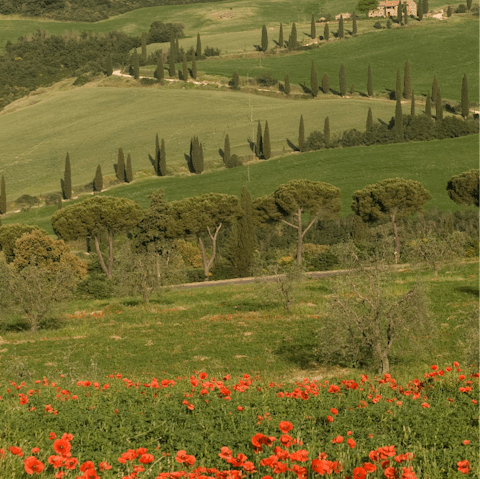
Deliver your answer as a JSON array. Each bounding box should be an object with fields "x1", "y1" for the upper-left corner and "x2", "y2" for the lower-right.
[
  {"x1": 363, "y1": 462, "x2": 376, "y2": 472},
  {"x1": 331, "y1": 436, "x2": 343, "y2": 444},
  {"x1": 80, "y1": 461, "x2": 95, "y2": 472},
  {"x1": 98, "y1": 462, "x2": 112, "y2": 471},
  {"x1": 326, "y1": 415, "x2": 334, "y2": 423},
  {"x1": 384, "y1": 466, "x2": 399, "y2": 478},
  {"x1": 457, "y1": 460, "x2": 470, "y2": 474},
  {"x1": 64, "y1": 457, "x2": 78, "y2": 470},
  {"x1": 347, "y1": 438, "x2": 356, "y2": 449},
  {"x1": 401, "y1": 466, "x2": 418, "y2": 479},
  {"x1": 53, "y1": 439, "x2": 71, "y2": 457},
  {"x1": 139, "y1": 453, "x2": 154, "y2": 464},
  {"x1": 31, "y1": 448, "x2": 40, "y2": 454},
  {"x1": 330, "y1": 408, "x2": 338, "y2": 415},
  {"x1": 9, "y1": 446, "x2": 23, "y2": 457},
  {"x1": 352, "y1": 467, "x2": 366, "y2": 479},
  {"x1": 463, "y1": 440, "x2": 470, "y2": 445},
  {"x1": 48, "y1": 455, "x2": 64, "y2": 468},
  {"x1": 199, "y1": 372, "x2": 208, "y2": 380},
  {"x1": 279, "y1": 421, "x2": 293, "y2": 433},
  {"x1": 24, "y1": 456, "x2": 45, "y2": 475}
]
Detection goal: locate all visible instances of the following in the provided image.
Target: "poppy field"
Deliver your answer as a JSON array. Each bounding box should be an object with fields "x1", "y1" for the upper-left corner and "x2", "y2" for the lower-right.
[{"x1": 0, "y1": 363, "x2": 478, "y2": 479}]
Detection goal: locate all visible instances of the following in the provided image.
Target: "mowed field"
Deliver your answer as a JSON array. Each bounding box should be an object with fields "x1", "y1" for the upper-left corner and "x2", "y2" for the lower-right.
[{"x1": 0, "y1": 83, "x2": 419, "y2": 199}]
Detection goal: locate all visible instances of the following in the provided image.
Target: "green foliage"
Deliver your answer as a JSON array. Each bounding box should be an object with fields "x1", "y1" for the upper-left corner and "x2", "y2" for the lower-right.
[
  {"x1": 196, "y1": 32, "x2": 202, "y2": 58},
  {"x1": 263, "y1": 121, "x2": 271, "y2": 160},
  {"x1": 395, "y1": 97, "x2": 404, "y2": 140},
  {"x1": 410, "y1": 90, "x2": 415, "y2": 116},
  {"x1": 304, "y1": 130, "x2": 325, "y2": 151},
  {"x1": 169, "y1": 33, "x2": 176, "y2": 77},
  {"x1": 117, "y1": 148, "x2": 125, "y2": 182},
  {"x1": 147, "y1": 21, "x2": 184, "y2": 44},
  {"x1": 338, "y1": 15, "x2": 344, "y2": 38},
  {"x1": 455, "y1": 3, "x2": 467, "y2": 12},
  {"x1": 231, "y1": 71, "x2": 240, "y2": 90},
  {"x1": 223, "y1": 134, "x2": 231, "y2": 166},
  {"x1": 435, "y1": 88, "x2": 443, "y2": 121},
  {"x1": 0, "y1": 223, "x2": 46, "y2": 263},
  {"x1": 126, "y1": 153, "x2": 133, "y2": 183},
  {"x1": 339, "y1": 63, "x2": 347, "y2": 96},
  {"x1": 155, "y1": 52, "x2": 164, "y2": 81},
  {"x1": 447, "y1": 169, "x2": 479, "y2": 207},
  {"x1": 431, "y1": 76, "x2": 439, "y2": 105},
  {"x1": 105, "y1": 53, "x2": 113, "y2": 77},
  {"x1": 467, "y1": 0, "x2": 472, "y2": 9},
  {"x1": 423, "y1": 0, "x2": 429, "y2": 13},
  {"x1": 324, "y1": 116, "x2": 331, "y2": 146},
  {"x1": 298, "y1": 115, "x2": 305, "y2": 152},
  {"x1": 356, "y1": 0, "x2": 378, "y2": 14},
  {"x1": 284, "y1": 74, "x2": 290, "y2": 94},
  {"x1": 261, "y1": 25, "x2": 268, "y2": 52},
  {"x1": 323, "y1": 22, "x2": 329, "y2": 41},
  {"x1": 311, "y1": 13, "x2": 316, "y2": 39},
  {"x1": 189, "y1": 136, "x2": 204, "y2": 174},
  {"x1": 256, "y1": 72, "x2": 278, "y2": 86},
  {"x1": 94, "y1": 165, "x2": 103, "y2": 192},
  {"x1": 310, "y1": 60, "x2": 319, "y2": 98},
  {"x1": 425, "y1": 91, "x2": 432, "y2": 117},
  {"x1": 0, "y1": 175, "x2": 6, "y2": 215},
  {"x1": 132, "y1": 49, "x2": 140, "y2": 79},
  {"x1": 278, "y1": 23, "x2": 284, "y2": 48},
  {"x1": 461, "y1": 73, "x2": 469, "y2": 118},
  {"x1": 322, "y1": 73, "x2": 329, "y2": 93},
  {"x1": 192, "y1": 53, "x2": 197, "y2": 80},
  {"x1": 63, "y1": 152, "x2": 72, "y2": 200},
  {"x1": 403, "y1": 60, "x2": 411, "y2": 99},
  {"x1": 288, "y1": 22, "x2": 297, "y2": 50},
  {"x1": 182, "y1": 53, "x2": 188, "y2": 81},
  {"x1": 225, "y1": 154, "x2": 242, "y2": 169},
  {"x1": 160, "y1": 139, "x2": 167, "y2": 177},
  {"x1": 352, "y1": 12, "x2": 358, "y2": 34},
  {"x1": 446, "y1": 5, "x2": 452, "y2": 16},
  {"x1": 256, "y1": 120, "x2": 263, "y2": 159}
]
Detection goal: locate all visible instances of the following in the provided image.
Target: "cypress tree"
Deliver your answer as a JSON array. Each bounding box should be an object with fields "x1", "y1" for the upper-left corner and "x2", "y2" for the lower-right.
[
  {"x1": 436, "y1": 88, "x2": 443, "y2": 121},
  {"x1": 182, "y1": 53, "x2": 188, "y2": 81},
  {"x1": 311, "y1": 60, "x2": 319, "y2": 97},
  {"x1": 175, "y1": 37, "x2": 180, "y2": 57},
  {"x1": 403, "y1": 60, "x2": 411, "y2": 99},
  {"x1": 350, "y1": 84, "x2": 355, "y2": 96},
  {"x1": 446, "y1": 5, "x2": 452, "y2": 17},
  {"x1": 396, "y1": 68, "x2": 401, "y2": 99},
  {"x1": 279, "y1": 23, "x2": 284, "y2": 48},
  {"x1": 461, "y1": 73, "x2": 469, "y2": 118},
  {"x1": 63, "y1": 152, "x2": 72, "y2": 200},
  {"x1": 324, "y1": 23, "x2": 329, "y2": 41},
  {"x1": 367, "y1": 63, "x2": 373, "y2": 97},
  {"x1": 366, "y1": 107, "x2": 373, "y2": 132},
  {"x1": 94, "y1": 165, "x2": 103, "y2": 192},
  {"x1": 411, "y1": 90, "x2": 415, "y2": 116},
  {"x1": 105, "y1": 53, "x2": 113, "y2": 76},
  {"x1": 432, "y1": 76, "x2": 439, "y2": 102},
  {"x1": 156, "y1": 52, "x2": 164, "y2": 81},
  {"x1": 198, "y1": 141, "x2": 204, "y2": 173},
  {"x1": 141, "y1": 32, "x2": 147, "y2": 62},
  {"x1": 284, "y1": 74, "x2": 291, "y2": 95},
  {"x1": 338, "y1": 15, "x2": 344, "y2": 38},
  {"x1": 132, "y1": 49, "x2": 140, "y2": 80},
  {"x1": 261, "y1": 25, "x2": 268, "y2": 52},
  {"x1": 403, "y1": 3, "x2": 408, "y2": 23},
  {"x1": 425, "y1": 90, "x2": 432, "y2": 117},
  {"x1": 397, "y1": 0, "x2": 403, "y2": 22},
  {"x1": 224, "y1": 134, "x2": 231, "y2": 165},
  {"x1": 467, "y1": 0, "x2": 472, "y2": 10},
  {"x1": 169, "y1": 34, "x2": 176, "y2": 77},
  {"x1": 57, "y1": 197, "x2": 62, "y2": 210},
  {"x1": 423, "y1": 0, "x2": 429, "y2": 14},
  {"x1": 322, "y1": 73, "x2": 329, "y2": 94},
  {"x1": 231, "y1": 71, "x2": 240, "y2": 90},
  {"x1": 155, "y1": 134, "x2": 160, "y2": 175},
  {"x1": 256, "y1": 120, "x2": 263, "y2": 158},
  {"x1": 263, "y1": 121, "x2": 271, "y2": 160},
  {"x1": 311, "y1": 13, "x2": 316, "y2": 39},
  {"x1": 0, "y1": 175, "x2": 6, "y2": 214},
  {"x1": 196, "y1": 33, "x2": 202, "y2": 58},
  {"x1": 418, "y1": 4, "x2": 423, "y2": 20},
  {"x1": 192, "y1": 54, "x2": 197, "y2": 80},
  {"x1": 289, "y1": 23, "x2": 297, "y2": 50},
  {"x1": 117, "y1": 148, "x2": 125, "y2": 182},
  {"x1": 298, "y1": 115, "x2": 305, "y2": 152},
  {"x1": 339, "y1": 63, "x2": 347, "y2": 96},
  {"x1": 395, "y1": 97, "x2": 404, "y2": 140},
  {"x1": 352, "y1": 12, "x2": 357, "y2": 34},
  {"x1": 126, "y1": 153, "x2": 133, "y2": 183},
  {"x1": 159, "y1": 139, "x2": 167, "y2": 176},
  {"x1": 324, "y1": 116, "x2": 330, "y2": 146}
]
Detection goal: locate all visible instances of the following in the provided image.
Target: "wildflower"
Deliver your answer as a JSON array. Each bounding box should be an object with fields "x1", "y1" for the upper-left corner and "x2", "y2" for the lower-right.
[
  {"x1": 331, "y1": 436, "x2": 343, "y2": 444},
  {"x1": 463, "y1": 440, "x2": 470, "y2": 445},
  {"x1": 363, "y1": 463, "x2": 376, "y2": 472},
  {"x1": 401, "y1": 466, "x2": 418, "y2": 479},
  {"x1": 347, "y1": 438, "x2": 356, "y2": 449},
  {"x1": 64, "y1": 457, "x2": 78, "y2": 470},
  {"x1": 421, "y1": 402, "x2": 430, "y2": 408},
  {"x1": 99, "y1": 462, "x2": 112, "y2": 471},
  {"x1": 330, "y1": 408, "x2": 338, "y2": 415},
  {"x1": 384, "y1": 466, "x2": 399, "y2": 478},
  {"x1": 139, "y1": 454, "x2": 155, "y2": 464},
  {"x1": 23, "y1": 456, "x2": 45, "y2": 475},
  {"x1": 326, "y1": 415, "x2": 334, "y2": 423},
  {"x1": 48, "y1": 455, "x2": 65, "y2": 468},
  {"x1": 31, "y1": 448, "x2": 40, "y2": 454},
  {"x1": 279, "y1": 421, "x2": 293, "y2": 433},
  {"x1": 53, "y1": 439, "x2": 71, "y2": 457},
  {"x1": 49, "y1": 432, "x2": 56, "y2": 440},
  {"x1": 9, "y1": 446, "x2": 23, "y2": 457},
  {"x1": 352, "y1": 467, "x2": 366, "y2": 479},
  {"x1": 237, "y1": 406, "x2": 243, "y2": 411},
  {"x1": 457, "y1": 460, "x2": 470, "y2": 474}
]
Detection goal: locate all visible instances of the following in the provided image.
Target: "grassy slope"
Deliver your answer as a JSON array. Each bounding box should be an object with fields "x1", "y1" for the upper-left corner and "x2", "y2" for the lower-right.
[
  {"x1": 0, "y1": 83, "x2": 417, "y2": 199},
  {"x1": 2, "y1": 134, "x2": 478, "y2": 234}
]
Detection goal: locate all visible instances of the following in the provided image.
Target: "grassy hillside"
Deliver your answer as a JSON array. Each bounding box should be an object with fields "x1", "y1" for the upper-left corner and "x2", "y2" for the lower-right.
[
  {"x1": 2, "y1": 134, "x2": 477, "y2": 234},
  {"x1": 0, "y1": 82, "x2": 418, "y2": 200}
]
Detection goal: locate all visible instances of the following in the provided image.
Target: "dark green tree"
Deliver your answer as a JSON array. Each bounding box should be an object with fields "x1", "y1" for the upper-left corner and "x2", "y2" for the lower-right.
[
  {"x1": 169, "y1": 33, "x2": 176, "y2": 78},
  {"x1": 231, "y1": 71, "x2": 240, "y2": 90},
  {"x1": 395, "y1": 96, "x2": 404, "y2": 140},
  {"x1": 397, "y1": 0, "x2": 403, "y2": 21},
  {"x1": 356, "y1": 0, "x2": 379, "y2": 16},
  {"x1": 63, "y1": 152, "x2": 72, "y2": 200},
  {"x1": 154, "y1": 134, "x2": 161, "y2": 175},
  {"x1": 466, "y1": 0, "x2": 472, "y2": 10},
  {"x1": 126, "y1": 153, "x2": 133, "y2": 183},
  {"x1": 425, "y1": 91, "x2": 432, "y2": 116},
  {"x1": 289, "y1": 23, "x2": 297, "y2": 50},
  {"x1": 284, "y1": 74, "x2": 291, "y2": 94},
  {"x1": 223, "y1": 134, "x2": 231, "y2": 165},
  {"x1": 403, "y1": 60, "x2": 411, "y2": 99},
  {"x1": 418, "y1": 4, "x2": 423, "y2": 20},
  {"x1": 192, "y1": 54, "x2": 197, "y2": 80},
  {"x1": 117, "y1": 148, "x2": 125, "y2": 182},
  {"x1": 182, "y1": 53, "x2": 188, "y2": 81},
  {"x1": 52, "y1": 196, "x2": 144, "y2": 279},
  {"x1": 196, "y1": 33, "x2": 202, "y2": 57},
  {"x1": 256, "y1": 120, "x2": 263, "y2": 158},
  {"x1": 322, "y1": 73, "x2": 329, "y2": 93},
  {"x1": 156, "y1": 52, "x2": 164, "y2": 81},
  {"x1": 422, "y1": 0, "x2": 429, "y2": 13},
  {"x1": 190, "y1": 136, "x2": 204, "y2": 174},
  {"x1": 261, "y1": 25, "x2": 268, "y2": 52},
  {"x1": 366, "y1": 107, "x2": 373, "y2": 132},
  {"x1": 461, "y1": 73, "x2": 469, "y2": 118},
  {"x1": 435, "y1": 89, "x2": 443, "y2": 121},
  {"x1": 94, "y1": 165, "x2": 103, "y2": 192},
  {"x1": 141, "y1": 32, "x2": 147, "y2": 62},
  {"x1": 339, "y1": 63, "x2": 347, "y2": 96},
  {"x1": 410, "y1": 90, "x2": 415, "y2": 116},
  {"x1": 446, "y1": 6, "x2": 452, "y2": 17},
  {"x1": 352, "y1": 12, "x2": 358, "y2": 34},
  {"x1": 324, "y1": 23, "x2": 330, "y2": 41},
  {"x1": 105, "y1": 53, "x2": 113, "y2": 76},
  {"x1": 447, "y1": 169, "x2": 479, "y2": 207},
  {"x1": 0, "y1": 224, "x2": 46, "y2": 263},
  {"x1": 132, "y1": 49, "x2": 140, "y2": 79},
  {"x1": 367, "y1": 63, "x2": 373, "y2": 97},
  {"x1": 352, "y1": 178, "x2": 431, "y2": 262},
  {"x1": 311, "y1": 13, "x2": 316, "y2": 38},
  {"x1": 311, "y1": 60, "x2": 319, "y2": 97},
  {"x1": 159, "y1": 139, "x2": 167, "y2": 177},
  {"x1": 0, "y1": 175, "x2": 6, "y2": 215},
  {"x1": 403, "y1": 2, "x2": 408, "y2": 23},
  {"x1": 324, "y1": 116, "x2": 331, "y2": 146},
  {"x1": 432, "y1": 76, "x2": 439, "y2": 103},
  {"x1": 338, "y1": 15, "x2": 344, "y2": 38},
  {"x1": 279, "y1": 23, "x2": 284, "y2": 48},
  {"x1": 298, "y1": 115, "x2": 305, "y2": 152},
  {"x1": 263, "y1": 121, "x2": 271, "y2": 160},
  {"x1": 227, "y1": 186, "x2": 257, "y2": 278}
]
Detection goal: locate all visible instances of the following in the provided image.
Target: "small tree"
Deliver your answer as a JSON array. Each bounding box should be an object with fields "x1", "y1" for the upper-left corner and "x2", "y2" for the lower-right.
[
  {"x1": 105, "y1": 53, "x2": 113, "y2": 76},
  {"x1": 223, "y1": 134, "x2": 231, "y2": 165},
  {"x1": 132, "y1": 49, "x2": 140, "y2": 79},
  {"x1": 182, "y1": 53, "x2": 188, "y2": 81},
  {"x1": 466, "y1": 0, "x2": 472, "y2": 9},
  {"x1": 0, "y1": 175, "x2": 6, "y2": 215},
  {"x1": 0, "y1": 224, "x2": 45, "y2": 263},
  {"x1": 403, "y1": 60, "x2": 411, "y2": 99},
  {"x1": 261, "y1": 25, "x2": 268, "y2": 52},
  {"x1": 446, "y1": 169, "x2": 479, "y2": 207},
  {"x1": 324, "y1": 23, "x2": 330, "y2": 41},
  {"x1": 311, "y1": 60, "x2": 319, "y2": 97},
  {"x1": 324, "y1": 116, "x2": 331, "y2": 146},
  {"x1": 94, "y1": 165, "x2": 103, "y2": 192},
  {"x1": 196, "y1": 32, "x2": 202, "y2": 57},
  {"x1": 154, "y1": 134, "x2": 161, "y2": 176},
  {"x1": 435, "y1": 88, "x2": 443, "y2": 121},
  {"x1": 338, "y1": 15, "x2": 344, "y2": 38},
  {"x1": 461, "y1": 73, "x2": 469, "y2": 118},
  {"x1": 425, "y1": 90, "x2": 432, "y2": 117},
  {"x1": 418, "y1": 4, "x2": 423, "y2": 20},
  {"x1": 410, "y1": 90, "x2": 415, "y2": 116},
  {"x1": 231, "y1": 71, "x2": 240, "y2": 90},
  {"x1": 126, "y1": 153, "x2": 133, "y2": 183},
  {"x1": 156, "y1": 52, "x2": 164, "y2": 81},
  {"x1": 351, "y1": 178, "x2": 431, "y2": 262},
  {"x1": 192, "y1": 54, "x2": 197, "y2": 80},
  {"x1": 279, "y1": 23, "x2": 284, "y2": 48},
  {"x1": 141, "y1": 32, "x2": 147, "y2": 62},
  {"x1": 159, "y1": 139, "x2": 167, "y2": 176},
  {"x1": 322, "y1": 73, "x2": 329, "y2": 94},
  {"x1": 284, "y1": 74, "x2": 291, "y2": 94},
  {"x1": 117, "y1": 148, "x2": 125, "y2": 182},
  {"x1": 63, "y1": 152, "x2": 72, "y2": 200},
  {"x1": 169, "y1": 34, "x2": 176, "y2": 77},
  {"x1": 288, "y1": 23, "x2": 297, "y2": 50},
  {"x1": 397, "y1": 0, "x2": 403, "y2": 21},
  {"x1": 352, "y1": 12, "x2": 358, "y2": 34},
  {"x1": 339, "y1": 63, "x2": 347, "y2": 96},
  {"x1": 256, "y1": 120, "x2": 263, "y2": 158},
  {"x1": 298, "y1": 115, "x2": 305, "y2": 152},
  {"x1": 311, "y1": 13, "x2": 316, "y2": 39},
  {"x1": 263, "y1": 121, "x2": 271, "y2": 160},
  {"x1": 366, "y1": 107, "x2": 373, "y2": 132},
  {"x1": 395, "y1": 96, "x2": 404, "y2": 141},
  {"x1": 446, "y1": 5, "x2": 452, "y2": 16},
  {"x1": 423, "y1": 0, "x2": 429, "y2": 14}
]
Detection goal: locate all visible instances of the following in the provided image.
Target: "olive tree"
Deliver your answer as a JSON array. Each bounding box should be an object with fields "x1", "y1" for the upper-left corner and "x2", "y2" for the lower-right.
[
  {"x1": 446, "y1": 169, "x2": 479, "y2": 208},
  {"x1": 0, "y1": 223, "x2": 46, "y2": 263},
  {"x1": 254, "y1": 179, "x2": 341, "y2": 265},
  {"x1": 51, "y1": 196, "x2": 144, "y2": 279},
  {"x1": 351, "y1": 178, "x2": 431, "y2": 263}
]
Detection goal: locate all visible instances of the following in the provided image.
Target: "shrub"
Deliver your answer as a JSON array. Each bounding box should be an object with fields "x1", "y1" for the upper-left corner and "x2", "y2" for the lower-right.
[
  {"x1": 304, "y1": 130, "x2": 325, "y2": 151},
  {"x1": 455, "y1": 4, "x2": 467, "y2": 12},
  {"x1": 403, "y1": 114, "x2": 437, "y2": 141},
  {"x1": 226, "y1": 154, "x2": 243, "y2": 169},
  {"x1": 204, "y1": 46, "x2": 221, "y2": 57},
  {"x1": 15, "y1": 194, "x2": 40, "y2": 210},
  {"x1": 340, "y1": 129, "x2": 365, "y2": 147},
  {"x1": 256, "y1": 72, "x2": 278, "y2": 87},
  {"x1": 43, "y1": 193, "x2": 63, "y2": 206},
  {"x1": 435, "y1": 116, "x2": 479, "y2": 139},
  {"x1": 373, "y1": 21, "x2": 384, "y2": 29},
  {"x1": 386, "y1": 18, "x2": 392, "y2": 28}
]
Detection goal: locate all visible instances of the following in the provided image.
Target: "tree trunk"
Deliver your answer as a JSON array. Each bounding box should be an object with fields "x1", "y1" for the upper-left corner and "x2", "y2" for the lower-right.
[
  {"x1": 108, "y1": 233, "x2": 114, "y2": 279},
  {"x1": 198, "y1": 224, "x2": 223, "y2": 281},
  {"x1": 379, "y1": 352, "x2": 390, "y2": 375},
  {"x1": 297, "y1": 208, "x2": 303, "y2": 265},
  {"x1": 94, "y1": 235, "x2": 111, "y2": 279},
  {"x1": 390, "y1": 212, "x2": 400, "y2": 264}
]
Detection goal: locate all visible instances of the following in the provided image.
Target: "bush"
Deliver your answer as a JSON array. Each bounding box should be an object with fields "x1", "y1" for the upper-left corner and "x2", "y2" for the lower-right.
[
  {"x1": 373, "y1": 21, "x2": 384, "y2": 29},
  {"x1": 256, "y1": 72, "x2": 278, "y2": 87},
  {"x1": 386, "y1": 18, "x2": 392, "y2": 28},
  {"x1": 146, "y1": 21, "x2": 184, "y2": 44},
  {"x1": 226, "y1": 154, "x2": 243, "y2": 169},
  {"x1": 403, "y1": 114, "x2": 437, "y2": 141},
  {"x1": 204, "y1": 46, "x2": 221, "y2": 57},
  {"x1": 365, "y1": 123, "x2": 395, "y2": 145},
  {"x1": 302, "y1": 244, "x2": 339, "y2": 271},
  {"x1": 340, "y1": 129, "x2": 365, "y2": 147},
  {"x1": 304, "y1": 130, "x2": 325, "y2": 151},
  {"x1": 455, "y1": 4, "x2": 467, "y2": 12},
  {"x1": 435, "y1": 116, "x2": 479, "y2": 139},
  {"x1": 15, "y1": 194, "x2": 40, "y2": 210},
  {"x1": 43, "y1": 192, "x2": 62, "y2": 206}
]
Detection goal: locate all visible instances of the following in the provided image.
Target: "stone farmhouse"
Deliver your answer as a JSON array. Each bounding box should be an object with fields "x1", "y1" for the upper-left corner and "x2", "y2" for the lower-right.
[
  {"x1": 369, "y1": 0, "x2": 417, "y2": 17},
  {"x1": 335, "y1": 12, "x2": 352, "y2": 20}
]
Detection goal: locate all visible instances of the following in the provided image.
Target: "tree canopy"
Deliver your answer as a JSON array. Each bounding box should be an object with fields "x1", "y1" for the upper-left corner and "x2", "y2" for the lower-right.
[
  {"x1": 0, "y1": 223, "x2": 46, "y2": 263},
  {"x1": 446, "y1": 169, "x2": 479, "y2": 207}
]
